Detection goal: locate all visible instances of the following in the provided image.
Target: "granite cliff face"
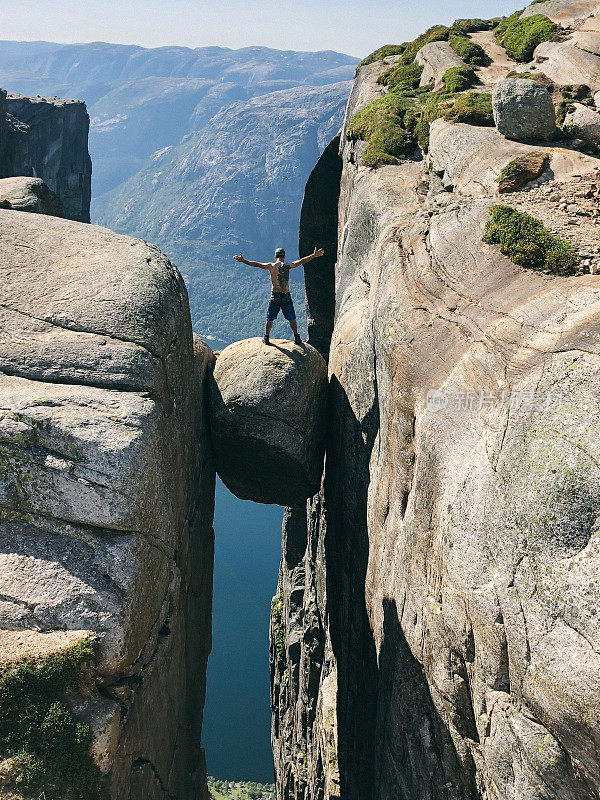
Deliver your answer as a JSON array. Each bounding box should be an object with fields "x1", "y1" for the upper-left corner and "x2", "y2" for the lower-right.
[
  {"x1": 0, "y1": 209, "x2": 214, "y2": 799},
  {"x1": 272, "y1": 2, "x2": 600, "y2": 798},
  {"x1": 0, "y1": 90, "x2": 91, "y2": 221}
]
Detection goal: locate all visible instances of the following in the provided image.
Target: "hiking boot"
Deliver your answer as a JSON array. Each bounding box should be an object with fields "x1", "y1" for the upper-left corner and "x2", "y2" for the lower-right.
[
  {"x1": 263, "y1": 334, "x2": 270, "y2": 345},
  {"x1": 294, "y1": 333, "x2": 302, "y2": 345}
]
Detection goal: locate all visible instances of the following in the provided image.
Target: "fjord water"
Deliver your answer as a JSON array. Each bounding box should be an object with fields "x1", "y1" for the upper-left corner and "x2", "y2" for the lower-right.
[{"x1": 204, "y1": 479, "x2": 283, "y2": 782}]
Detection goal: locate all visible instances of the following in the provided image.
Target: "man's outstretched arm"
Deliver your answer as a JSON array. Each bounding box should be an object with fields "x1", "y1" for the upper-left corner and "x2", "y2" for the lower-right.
[
  {"x1": 289, "y1": 247, "x2": 325, "y2": 269},
  {"x1": 234, "y1": 254, "x2": 269, "y2": 269}
]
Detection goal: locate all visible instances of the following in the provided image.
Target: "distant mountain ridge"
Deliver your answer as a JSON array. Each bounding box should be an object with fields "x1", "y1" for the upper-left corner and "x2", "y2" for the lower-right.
[{"x1": 0, "y1": 40, "x2": 356, "y2": 344}]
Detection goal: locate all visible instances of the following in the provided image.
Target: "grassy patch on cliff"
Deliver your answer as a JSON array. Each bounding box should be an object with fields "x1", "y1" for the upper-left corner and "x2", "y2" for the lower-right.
[
  {"x1": 350, "y1": 16, "x2": 501, "y2": 167},
  {"x1": 359, "y1": 44, "x2": 406, "y2": 67},
  {"x1": 0, "y1": 636, "x2": 102, "y2": 800},
  {"x1": 347, "y1": 89, "x2": 493, "y2": 167},
  {"x1": 424, "y1": 91, "x2": 493, "y2": 126},
  {"x1": 484, "y1": 205, "x2": 579, "y2": 275},
  {"x1": 495, "y1": 11, "x2": 559, "y2": 62},
  {"x1": 442, "y1": 66, "x2": 477, "y2": 93},
  {"x1": 449, "y1": 34, "x2": 486, "y2": 65},
  {"x1": 346, "y1": 92, "x2": 418, "y2": 167},
  {"x1": 378, "y1": 62, "x2": 424, "y2": 90}
]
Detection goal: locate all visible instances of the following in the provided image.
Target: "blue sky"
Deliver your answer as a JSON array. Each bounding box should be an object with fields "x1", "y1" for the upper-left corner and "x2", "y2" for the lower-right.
[{"x1": 4, "y1": 0, "x2": 525, "y2": 57}]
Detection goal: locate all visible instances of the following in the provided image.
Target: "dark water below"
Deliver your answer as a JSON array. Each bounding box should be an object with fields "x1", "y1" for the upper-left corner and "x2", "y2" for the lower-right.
[{"x1": 202, "y1": 478, "x2": 283, "y2": 783}]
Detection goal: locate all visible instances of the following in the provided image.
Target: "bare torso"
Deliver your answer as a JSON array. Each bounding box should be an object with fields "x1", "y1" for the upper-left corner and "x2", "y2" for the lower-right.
[{"x1": 268, "y1": 261, "x2": 291, "y2": 294}]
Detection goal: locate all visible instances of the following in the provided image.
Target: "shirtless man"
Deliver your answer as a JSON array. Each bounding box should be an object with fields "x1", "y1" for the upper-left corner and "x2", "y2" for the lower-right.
[{"x1": 234, "y1": 246, "x2": 324, "y2": 345}]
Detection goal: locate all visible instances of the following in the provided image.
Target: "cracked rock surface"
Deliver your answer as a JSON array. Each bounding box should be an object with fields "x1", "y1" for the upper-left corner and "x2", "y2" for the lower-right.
[{"x1": 0, "y1": 210, "x2": 215, "y2": 800}]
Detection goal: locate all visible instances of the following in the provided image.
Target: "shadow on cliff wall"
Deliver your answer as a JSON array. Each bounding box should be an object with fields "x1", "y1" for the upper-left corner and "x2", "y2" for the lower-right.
[
  {"x1": 324, "y1": 376, "x2": 475, "y2": 799},
  {"x1": 375, "y1": 599, "x2": 478, "y2": 800},
  {"x1": 324, "y1": 374, "x2": 379, "y2": 799}
]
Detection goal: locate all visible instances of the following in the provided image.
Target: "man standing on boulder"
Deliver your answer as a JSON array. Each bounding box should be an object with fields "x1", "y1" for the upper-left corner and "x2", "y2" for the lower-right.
[{"x1": 234, "y1": 246, "x2": 324, "y2": 345}]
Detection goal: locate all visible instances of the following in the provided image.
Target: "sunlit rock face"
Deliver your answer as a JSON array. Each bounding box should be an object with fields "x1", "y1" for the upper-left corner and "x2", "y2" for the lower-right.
[
  {"x1": 0, "y1": 176, "x2": 63, "y2": 215},
  {"x1": 210, "y1": 337, "x2": 327, "y2": 506},
  {"x1": 271, "y1": 2, "x2": 600, "y2": 799},
  {"x1": 0, "y1": 209, "x2": 215, "y2": 800}
]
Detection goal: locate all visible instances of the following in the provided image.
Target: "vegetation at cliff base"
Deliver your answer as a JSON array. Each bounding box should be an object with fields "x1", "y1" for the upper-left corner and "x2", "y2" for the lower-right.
[
  {"x1": 0, "y1": 636, "x2": 102, "y2": 800},
  {"x1": 495, "y1": 11, "x2": 559, "y2": 62},
  {"x1": 208, "y1": 776, "x2": 275, "y2": 800},
  {"x1": 484, "y1": 205, "x2": 579, "y2": 275}
]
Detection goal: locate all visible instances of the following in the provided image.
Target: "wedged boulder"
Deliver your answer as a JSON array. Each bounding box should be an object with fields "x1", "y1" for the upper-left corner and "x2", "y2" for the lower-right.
[
  {"x1": 415, "y1": 41, "x2": 465, "y2": 90},
  {"x1": 210, "y1": 338, "x2": 327, "y2": 506},
  {"x1": 493, "y1": 78, "x2": 557, "y2": 141},
  {"x1": 0, "y1": 176, "x2": 63, "y2": 216},
  {"x1": 564, "y1": 101, "x2": 600, "y2": 145}
]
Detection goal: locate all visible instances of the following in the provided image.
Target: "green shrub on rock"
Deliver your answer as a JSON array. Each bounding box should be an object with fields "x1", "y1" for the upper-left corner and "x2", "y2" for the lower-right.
[
  {"x1": 425, "y1": 91, "x2": 494, "y2": 126},
  {"x1": 442, "y1": 66, "x2": 477, "y2": 93},
  {"x1": 359, "y1": 44, "x2": 406, "y2": 67},
  {"x1": 397, "y1": 25, "x2": 452, "y2": 66},
  {"x1": 449, "y1": 34, "x2": 486, "y2": 65},
  {"x1": 347, "y1": 92, "x2": 418, "y2": 167},
  {"x1": 378, "y1": 62, "x2": 424, "y2": 90},
  {"x1": 497, "y1": 13, "x2": 559, "y2": 62},
  {"x1": 484, "y1": 205, "x2": 579, "y2": 275},
  {"x1": 0, "y1": 635, "x2": 101, "y2": 800},
  {"x1": 453, "y1": 17, "x2": 504, "y2": 34}
]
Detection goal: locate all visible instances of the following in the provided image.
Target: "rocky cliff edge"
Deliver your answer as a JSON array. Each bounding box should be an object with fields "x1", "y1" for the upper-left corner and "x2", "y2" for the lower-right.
[
  {"x1": 272, "y1": 2, "x2": 600, "y2": 799},
  {"x1": 0, "y1": 209, "x2": 214, "y2": 800}
]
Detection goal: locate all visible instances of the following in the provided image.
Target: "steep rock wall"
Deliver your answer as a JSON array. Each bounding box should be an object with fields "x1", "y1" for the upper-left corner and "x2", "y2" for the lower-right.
[
  {"x1": 0, "y1": 210, "x2": 214, "y2": 799},
  {"x1": 272, "y1": 4, "x2": 600, "y2": 799},
  {"x1": 0, "y1": 91, "x2": 91, "y2": 222}
]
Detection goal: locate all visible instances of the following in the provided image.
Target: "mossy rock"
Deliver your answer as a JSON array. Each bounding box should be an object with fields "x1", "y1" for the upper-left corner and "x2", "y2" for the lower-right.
[
  {"x1": 442, "y1": 66, "x2": 477, "y2": 93},
  {"x1": 0, "y1": 634, "x2": 102, "y2": 800},
  {"x1": 484, "y1": 205, "x2": 579, "y2": 275},
  {"x1": 496, "y1": 151, "x2": 550, "y2": 192},
  {"x1": 451, "y1": 17, "x2": 504, "y2": 34},
  {"x1": 556, "y1": 84, "x2": 593, "y2": 125},
  {"x1": 496, "y1": 12, "x2": 559, "y2": 62}
]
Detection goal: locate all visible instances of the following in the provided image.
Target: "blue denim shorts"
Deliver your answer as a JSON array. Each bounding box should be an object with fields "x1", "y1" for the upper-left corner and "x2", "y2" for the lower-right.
[{"x1": 267, "y1": 292, "x2": 295, "y2": 322}]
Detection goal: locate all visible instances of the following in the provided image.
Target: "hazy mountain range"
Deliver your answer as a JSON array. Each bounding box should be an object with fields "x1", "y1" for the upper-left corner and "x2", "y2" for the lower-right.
[{"x1": 0, "y1": 41, "x2": 356, "y2": 343}]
